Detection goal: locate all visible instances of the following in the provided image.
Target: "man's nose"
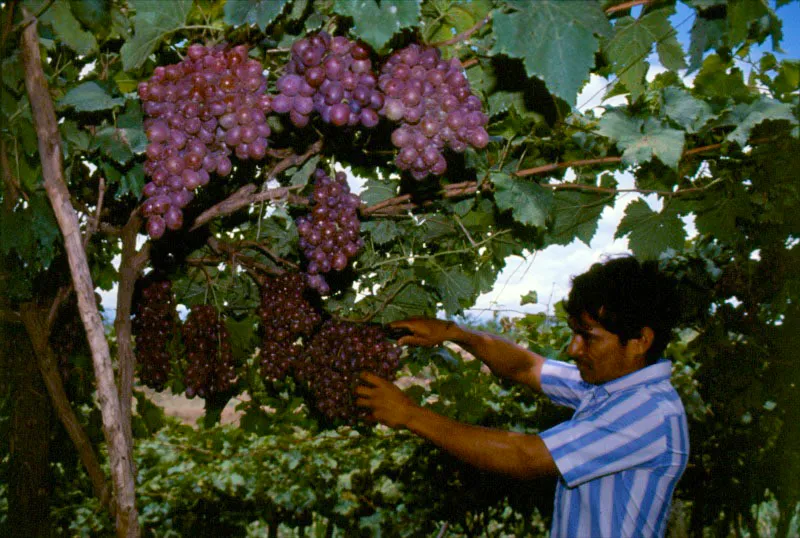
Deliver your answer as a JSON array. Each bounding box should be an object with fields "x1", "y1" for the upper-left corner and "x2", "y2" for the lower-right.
[{"x1": 567, "y1": 335, "x2": 584, "y2": 358}]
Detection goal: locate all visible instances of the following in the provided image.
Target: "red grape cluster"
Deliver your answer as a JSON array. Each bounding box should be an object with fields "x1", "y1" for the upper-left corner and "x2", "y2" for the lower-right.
[
  {"x1": 138, "y1": 43, "x2": 272, "y2": 238},
  {"x1": 293, "y1": 320, "x2": 401, "y2": 423},
  {"x1": 182, "y1": 305, "x2": 236, "y2": 398},
  {"x1": 296, "y1": 169, "x2": 363, "y2": 294},
  {"x1": 378, "y1": 44, "x2": 489, "y2": 180},
  {"x1": 273, "y1": 32, "x2": 383, "y2": 128},
  {"x1": 257, "y1": 273, "x2": 322, "y2": 380},
  {"x1": 132, "y1": 279, "x2": 179, "y2": 391}
]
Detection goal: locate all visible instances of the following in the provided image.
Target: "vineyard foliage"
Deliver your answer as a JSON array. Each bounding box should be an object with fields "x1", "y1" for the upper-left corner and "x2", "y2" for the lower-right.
[{"x1": 0, "y1": 0, "x2": 799, "y2": 536}]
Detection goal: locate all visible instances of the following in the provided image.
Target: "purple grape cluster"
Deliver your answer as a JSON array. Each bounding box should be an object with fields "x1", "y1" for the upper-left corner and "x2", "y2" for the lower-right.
[
  {"x1": 132, "y1": 279, "x2": 178, "y2": 391},
  {"x1": 257, "y1": 273, "x2": 322, "y2": 381},
  {"x1": 182, "y1": 305, "x2": 236, "y2": 398},
  {"x1": 293, "y1": 320, "x2": 401, "y2": 423},
  {"x1": 138, "y1": 44, "x2": 272, "y2": 239},
  {"x1": 272, "y1": 32, "x2": 383, "y2": 128},
  {"x1": 378, "y1": 44, "x2": 489, "y2": 180},
  {"x1": 296, "y1": 169, "x2": 363, "y2": 294}
]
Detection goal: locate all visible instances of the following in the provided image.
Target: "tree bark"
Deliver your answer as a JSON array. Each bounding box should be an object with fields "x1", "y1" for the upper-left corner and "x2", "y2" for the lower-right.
[
  {"x1": 20, "y1": 303, "x2": 112, "y2": 512},
  {"x1": 3, "y1": 311, "x2": 51, "y2": 537},
  {"x1": 19, "y1": 9, "x2": 139, "y2": 536}
]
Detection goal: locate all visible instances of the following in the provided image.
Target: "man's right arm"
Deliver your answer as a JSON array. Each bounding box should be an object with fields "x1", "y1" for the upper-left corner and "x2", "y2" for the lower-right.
[{"x1": 390, "y1": 318, "x2": 547, "y2": 392}]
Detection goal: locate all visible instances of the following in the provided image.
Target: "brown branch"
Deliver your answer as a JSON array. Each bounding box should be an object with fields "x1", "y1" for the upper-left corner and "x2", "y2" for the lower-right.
[
  {"x1": 515, "y1": 156, "x2": 622, "y2": 178},
  {"x1": 605, "y1": 0, "x2": 653, "y2": 15},
  {"x1": 206, "y1": 237, "x2": 283, "y2": 277},
  {"x1": 431, "y1": 13, "x2": 492, "y2": 47},
  {"x1": 83, "y1": 176, "x2": 105, "y2": 250},
  {"x1": 236, "y1": 240, "x2": 299, "y2": 270},
  {"x1": 0, "y1": 138, "x2": 28, "y2": 210},
  {"x1": 47, "y1": 284, "x2": 73, "y2": 330},
  {"x1": 19, "y1": 9, "x2": 138, "y2": 536},
  {"x1": 20, "y1": 303, "x2": 113, "y2": 516}
]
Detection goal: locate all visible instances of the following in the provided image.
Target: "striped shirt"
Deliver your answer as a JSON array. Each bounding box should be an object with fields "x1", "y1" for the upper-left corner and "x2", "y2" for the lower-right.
[{"x1": 539, "y1": 359, "x2": 689, "y2": 538}]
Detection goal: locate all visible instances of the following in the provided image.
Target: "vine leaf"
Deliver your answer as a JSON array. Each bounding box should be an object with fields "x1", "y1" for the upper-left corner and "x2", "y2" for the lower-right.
[
  {"x1": 333, "y1": 0, "x2": 421, "y2": 51},
  {"x1": 615, "y1": 200, "x2": 686, "y2": 259},
  {"x1": 59, "y1": 82, "x2": 125, "y2": 112},
  {"x1": 362, "y1": 221, "x2": 399, "y2": 245},
  {"x1": 720, "y1": 96, "x2": 797, "y2": 146},
  {"x1": 224, "y1": 0, "x2": 291, "y2": 31},
  {"x1": 429, "y1": 267, "x2": 474, "y2": 316},
  {"x1": 490, "y1": 0, "x2": 610, "y2": 106},
  {"x1": 598, "y1": 110, "x2": 685, "y2": 169},
  {"x1": 39, "y1": 0, "x2": 98, "y2": 55},
  {"x1": 120, "y1": 0, "x2": 193, "y2": 72},
  {"x1": 360, "y1": 177, "x2": 399, "y2": 205},
  {"x1": 491, "y1": 172, "x2": 553, "y2": 228},
  {"x1": 546, "y1": 190, "x2": 608, "y2": 247},
  {"x1": 662, "y1": 87, "x2": 715, "y2": 134},
  {"x1": 605, "y1": 8, "x2": 686, "y2": 101}
]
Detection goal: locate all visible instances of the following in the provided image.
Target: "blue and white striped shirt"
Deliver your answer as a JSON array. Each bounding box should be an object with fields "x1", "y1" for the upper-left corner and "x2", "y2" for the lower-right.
[{"x1": 539, "y1": 359, "x2": 689, "y2": 538}]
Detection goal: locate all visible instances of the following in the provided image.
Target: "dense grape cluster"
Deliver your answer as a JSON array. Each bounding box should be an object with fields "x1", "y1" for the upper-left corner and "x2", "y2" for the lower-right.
[
  {"x1": 138, "y1": 44, "x2": 271, "y2": 238},
  {"x1": 378, "y1": 44, "x2": 489, "y2": 180},
  {"x1": 132, "y1": 279, "x2": 178, "y2": 391},
  {"x1": 296, "y1": 169, "x2": 363, "y2": 294},
  {"x1": 182, "y1": 305, "x2": 236, "y2": 398},
  {"x1": 257, "y1": 273, "x2": 322, "y2": 380},
  {"x1": 273, "y1": 32, "x2": 383, "y2": 128},
  {"x1": 294, "y1": 320, "x2": 401, "y2": 423}
]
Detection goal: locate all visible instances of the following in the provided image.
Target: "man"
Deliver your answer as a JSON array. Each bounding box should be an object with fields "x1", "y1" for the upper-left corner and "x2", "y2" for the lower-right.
[{"x1": 356, "y1": 256, "x2": 688, "y2": 538}]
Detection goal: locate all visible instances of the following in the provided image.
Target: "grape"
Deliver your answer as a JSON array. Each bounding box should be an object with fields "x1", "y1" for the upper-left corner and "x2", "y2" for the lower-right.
[
  {"x1": 294, "y1": 320, "x2": 401, "y2": 424},
  {"x1": 273, "y1": 32, "x2": 383, "y2": 129},
  {"x1": 378, "y1": 44, "x2": 489, "y2": 180},
  {"x1": 138, "y1": 43, "x2": 272, "y2": 238},
  {"x1": 296, "y1": 169, "x2": 364, "y2": 294},
  {"x1": 132, "y1": 278, "x2": 178, "y2": 391},
  {"x1": 182, "y1": 305, "x2": 236, "y2": 398}
]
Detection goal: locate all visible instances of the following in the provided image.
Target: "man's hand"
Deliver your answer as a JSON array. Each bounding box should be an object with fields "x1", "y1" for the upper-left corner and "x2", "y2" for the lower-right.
[
  {"x1": 355, "y1": 372, "x2": 418, "y2": 429},
  {"x1": 389, "y1": 318, "x2": 457, "y2": 347}
]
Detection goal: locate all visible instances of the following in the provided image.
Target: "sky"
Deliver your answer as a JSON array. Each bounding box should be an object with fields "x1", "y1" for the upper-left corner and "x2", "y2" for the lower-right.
[{"x1": 97, "y1": 1, "x2": 800, "y2": 322}]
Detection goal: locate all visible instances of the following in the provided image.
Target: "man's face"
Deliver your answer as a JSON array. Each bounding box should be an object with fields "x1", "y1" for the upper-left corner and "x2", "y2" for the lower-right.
[{"x1": 566, "y1": 312, "x2": 644, "y2": 385}]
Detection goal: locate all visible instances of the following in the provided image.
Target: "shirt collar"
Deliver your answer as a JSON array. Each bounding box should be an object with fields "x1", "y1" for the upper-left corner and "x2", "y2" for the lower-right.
[{"x1": 599, "y1": 358, "x2": 672, "y2": 395}]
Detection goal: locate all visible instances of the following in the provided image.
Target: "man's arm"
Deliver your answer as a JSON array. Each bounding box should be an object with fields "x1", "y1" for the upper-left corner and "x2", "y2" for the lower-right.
[
  {"x1": 355, "y1": 373, "x2": 558, "y2": 480},
  {"x1": 391, "y1": 318, "x2": 547, "y2": 392}
]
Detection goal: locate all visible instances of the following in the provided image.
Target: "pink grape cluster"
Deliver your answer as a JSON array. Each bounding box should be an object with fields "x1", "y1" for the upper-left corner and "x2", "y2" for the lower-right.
[
  {"x1": 272, "y1": 32, "x2": 383, "y2": 128},
  {"x1": 257, "y1": 273, "x2": 322, "y2": 381},
  {"x1": 182, "y1": 305, "x2": 236, "y2": 398},
  {"x1": 379, "y1": 44, "x2": 489, "y2": 180},
  {"x1": 132, "y1": 279, "x2": 179, "y2": 391},
  {"x1": 296, "y1": 169, "x2": 363, "y2": 294},
  {"x1": 293, "y1": 320, "x2": 401, "y2": 424},
  {"x1": 138, "y1": 44, "x2": 272, "y2": 238}
]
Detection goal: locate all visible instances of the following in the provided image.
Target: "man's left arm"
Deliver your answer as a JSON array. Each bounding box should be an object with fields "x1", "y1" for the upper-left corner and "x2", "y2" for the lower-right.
[{"x1": 356, "y1": 373, "x2": 559, "y2": 480}]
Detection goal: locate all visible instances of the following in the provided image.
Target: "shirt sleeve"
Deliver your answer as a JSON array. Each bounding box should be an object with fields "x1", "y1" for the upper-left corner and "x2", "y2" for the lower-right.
[
  {"x1": 539, "y1": 391, "x2": 668, "y2": 488},
  {"x1": 540, "y1": 359, "x2": 591, "y2": 409}
]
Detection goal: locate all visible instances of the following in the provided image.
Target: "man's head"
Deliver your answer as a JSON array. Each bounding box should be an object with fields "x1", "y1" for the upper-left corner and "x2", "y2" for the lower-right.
[{"x1": 564, "y1": 256, "x2": 680, "y2": 383}]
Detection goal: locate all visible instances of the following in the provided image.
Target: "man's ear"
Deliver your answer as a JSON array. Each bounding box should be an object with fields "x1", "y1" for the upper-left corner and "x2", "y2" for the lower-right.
[{"x1": 630, "y1": 327, "x2": 655, "y2": 357}]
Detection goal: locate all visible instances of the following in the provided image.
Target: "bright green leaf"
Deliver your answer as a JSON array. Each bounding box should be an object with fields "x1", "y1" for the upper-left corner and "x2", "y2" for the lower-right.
[
  {"x1": 120, "y1": 0, "x2": 193, "y2": 71},
  {"x1": 224, "y1": 0, "x2": 291, "y2": 31},
  {"x1": 491, "y1": 0, "x2": 610, "y2": 105},
  {"x1": 521, "y1": 290, "x2": 538, "y2": 305},
  {"x1": 662, "y1": 87, "x2": 715, "y2": 133},
  {"x1": 615, "y1": 200, "x2": 686, "y2": 259},
  {"x1": 598, "y1": 110, "x2": 685, "y2": 169},
  {"x1": 333, "y1": 0, "x2": 421, "y2": 51},
  {"x1": 59, "y1": 82, "x2": 124, "y2": 112}
]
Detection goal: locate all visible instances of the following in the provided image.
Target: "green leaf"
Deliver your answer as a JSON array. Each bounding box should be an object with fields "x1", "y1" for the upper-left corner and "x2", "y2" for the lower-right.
[
  {"x1": 370, "y1": 283, "x2": 433, "y2": 324},
  {"x1": 362, "y1": 221, "x2": 399, "y2": 245},
  {"x1": 692, "y1": 54, "x2": 751, "y2": 102},
  {"x1": 721, "y1": 96, "x2": 797, "y2": 146},
  {"x1": 60, "y1": 120, "x2": 91, "y2": 152},
  {"x1": 59, "y1": 82, "x2": 124, "y2": 112},
  {"x1": 491, "y1": 0, "x2": 610, "y2": 105},
  {"x1": 491, "y1": 173, "x2": 553, "y2": 228},
  {"x1": 360, "y1": 177, "x2": 399, "y2": 206},
  {"x1": 40, "y1": 0, "x2": 98, "y2": 55},
  {"x1": 333, "y1": 0, "x2": 421, "y2": 51},
  {"x1": 687, "y1": 16, "x2": 725, "y2": 72},
  {"x1": 224, "y1": 0, "x2": 291, "y2": 31},
  {"x1": 429, "y1": 266, "x2": 474, "y2": 315},
  {"x1": 546, "y1": 190, "x2": 608, "y2": 246},
  {"x1": 521, "y1": 290, "x2": 538, "y2": 305},
  {"x1": 69, "y1": 0, "x2": 113, "y2": 35},
  {"x1": 597, "y1": 110, "x2": 685, "y2": 169},
  {"x1": 605, "y1": 8, "x2": 681, "y2": 100},
  {"x1": 288, "y1": 155, "x2": 320, "y2": 186},
  {"x1": 120, "y1": 0, "x2": 193, "y2": 72},
  {"x1": 615, "y1": 200, "x2": 686, "y2": 259},
  {"x1": 662, "y1": 87, "x2": 715, "y2": 134}
]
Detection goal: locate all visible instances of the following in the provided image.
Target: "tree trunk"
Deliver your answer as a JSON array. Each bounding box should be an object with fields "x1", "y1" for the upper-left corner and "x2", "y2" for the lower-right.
[
  {"x1": 20, "y1": 303, "x2": 112, "y2": 512},
  {"x1": 3, "y1": 315, "x2": 51, "y2": 537},
  {"x1": 19, "y1": 9, "x2": 139, "y2": 536}
]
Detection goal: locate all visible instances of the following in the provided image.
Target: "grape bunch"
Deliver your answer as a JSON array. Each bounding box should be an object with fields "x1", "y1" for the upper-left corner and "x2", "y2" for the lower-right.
[
  {"x1": 138, "y1": 43, "x2": 272, "y2": 239},
  {"x1": 296, "y1": 169, "x2": 363, "y2": 294},
  {"x1": 272, "y1": 32, "x2": 383, "y2": 128},
  {"x1": 182, "y1": 305, "x2": 236, "y2": 398},
  {"x1": 257, "y1": 273, "x2": 322, "y2": 380},
  {"x1": 378, "y1": 44, "x2": 489, "y2": 180},
  {"x1": 294, "y1": 320, "x2": 401, "y2": 424},
  {"x1": 132, "y1": 279, "x2": 179, "y2": 391}
]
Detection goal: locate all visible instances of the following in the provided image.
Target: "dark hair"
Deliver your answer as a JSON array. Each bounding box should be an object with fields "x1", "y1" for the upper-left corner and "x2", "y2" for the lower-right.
[{"x1": 565, "y1": 256, "x2": 680, "y2": 364}]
